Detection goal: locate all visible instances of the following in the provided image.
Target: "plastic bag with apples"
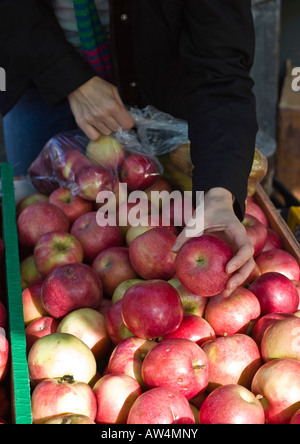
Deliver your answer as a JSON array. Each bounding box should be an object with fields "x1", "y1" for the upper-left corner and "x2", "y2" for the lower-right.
[{"x1": 27, "y1": 128, "x2": 163, "y2": 201}]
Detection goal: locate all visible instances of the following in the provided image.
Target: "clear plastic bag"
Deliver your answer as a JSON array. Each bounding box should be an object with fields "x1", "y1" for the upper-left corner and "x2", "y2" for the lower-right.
[{"x1": 247, "y1": 146, "x2": 268, "y2": 196}]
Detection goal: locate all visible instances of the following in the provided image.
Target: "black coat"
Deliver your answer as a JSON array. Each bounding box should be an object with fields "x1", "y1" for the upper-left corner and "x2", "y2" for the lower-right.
[{"x1": 0, "y1": 0, "x2": 258, "y2": 219}]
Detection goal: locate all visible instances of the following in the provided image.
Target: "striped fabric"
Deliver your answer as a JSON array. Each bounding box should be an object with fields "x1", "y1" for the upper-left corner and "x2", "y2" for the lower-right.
[{"x1": 73, "y1": 0, "x2": 114, "y2": 82}]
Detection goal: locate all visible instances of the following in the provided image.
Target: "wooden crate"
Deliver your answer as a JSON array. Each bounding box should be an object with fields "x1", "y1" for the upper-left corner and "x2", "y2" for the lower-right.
[{"x1": 276, "y1": 60, "x2": 300, "y2": 201}]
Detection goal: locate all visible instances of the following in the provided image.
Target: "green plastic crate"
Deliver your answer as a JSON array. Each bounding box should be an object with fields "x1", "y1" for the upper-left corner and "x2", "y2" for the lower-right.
[{"x1": 1, "y1": 163, "x2": 32, "y2": 424}]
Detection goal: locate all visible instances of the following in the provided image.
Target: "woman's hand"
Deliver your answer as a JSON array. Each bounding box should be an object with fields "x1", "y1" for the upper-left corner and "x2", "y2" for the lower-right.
[
  {"x1": 68, "y1": 76, "x2": 135, "y2": 140},
  {"x1": 173, "y1": 187, "x2": 255, "y2": 296}
]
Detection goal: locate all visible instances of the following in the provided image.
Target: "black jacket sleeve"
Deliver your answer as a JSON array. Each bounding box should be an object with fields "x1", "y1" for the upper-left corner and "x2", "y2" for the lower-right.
[
  {"x1": 181, "y1": 0, "x2": 258, "y2": 220},
  {"x1": 0, "y1": 0, "x2": 95, "y2": 108}
]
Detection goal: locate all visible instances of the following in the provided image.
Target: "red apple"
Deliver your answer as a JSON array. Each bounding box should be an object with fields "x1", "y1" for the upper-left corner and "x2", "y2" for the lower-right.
[
  {"x1": 292, "y1": 280, "x2": 300, "y2": 307},
  {"x1": 57, "y1": 308, "x2": 111, "y2": 360},
  {"x1": 0, "y1": 302, "x2": 6, "y2": 329},
  {"x1": 162, "y1": 314, "x2": 216, "y2": 346},
  {"x1": 55, "y1": 148, "x2": 92, "y2": 183},
  {"x1": 144, "y1": 177, "x2": 173, "y2": 207},
  {"x1": 262, "y1": 228, "x2": 283, "y2": 252},
  {"x1": 33, "y1": 231, "x2": 84, "y2": 277},
  {"x1": 97, "y1": 297, "x2": 112, "y2": 317},
  {"x1": 41, "y1": 263, "x2": 103, "y2": 319},
  {"x1": 260, "y1": 316, "x2": 300, "y2": 362},
  {"x1": 119, "y1": 152, "x2": 159, "y2": 191},
  {"x1": 25, "y1": 316, "x2": 59, "y2": 350},
  {"x1": 142, "y1": 338, "x2": 209, "y2": 399},
  {"x1": 22, "y1": 282, "x2": 48, "y2": 326},
  {"x1": 44, "y1": 414, "x2": 95, "y2": 424},
  {"x1": 93, "y1": 373, "x2": 142, "y2": 424},
  {"x1": 248, "y1": 271, "x2": 299, "y2": 315},
  {"x1": 242, "y1": 214, "x2": 268, "y2": 257},
  {"x1": 245, "y1": 199, "x2": 268, "y2": 227},
  {"x1": 199, "y1": 384, "x2": 265, "y2": 424},
  {"x1": 290, "y1": 408, "x2": 300, "y2": 424},
  {"x1": 86, "y1": 134, "x2": 125, "y2": 169},
  {"x1": 251, "y1": 312, "x2": 295, "y2": 347},
  {"x1": 168, "y1": 279, "x2": 208, "y2": 317},
  {"x1": 161, "y1": 191, "x2": 195, "y2": 230},
  {"x1": 76, "y1": 164, "x2": 115, "y2": 201},
  {"x1": 251, "y1": 358, "x2": 300, "y2": 424},
  {"x1": 175, "y1": 234, "x2": 234, "y2": 297},
  {"x1": 0, "y1": 328, "x2": 9, "y2": 382},
  {"x1": 49, "y1": 187, "x2": 93, "y2": 224},
  {"x1": 255, "y1": 248, "x2": 300, "y2": 281},
  {"x1": 31, "y1": 376, "x2": 97, "y2": 424},
  {"x1": 20, "y1": 255, "x2": 43, "y2": 290},
  {"x1": 16, "y1": 192, "x2": 48, "y2": 216},
  {"x1": 202, "y1": 333, "x2": 262, "y2": 391},
  {"x1": 105, "y1": 300, "x2": 134, "y2": 345},
  {"x1": 121, "y1": 279, "x2": 183, "y2": 340},
  {"x1": 204, "y1": 286, "x2": 261, "y2": 336},
  {"x1": 28, "y1": 143, "x2": 60, "y2": 195},
  {"x1": 129, "y1": 227, "x2": 177, "y2": 280},
  {"x1": 28, "y1": 332, "x2": 97, "y2": 387},
  {"x1": 70, "y1": 211, "x2": 123, "y2": 263},
  {"x1": 111, "y1": 278, "x2": 144, "y2": 305},
  {"x1": 107, "y1": 336, "x2": 157, "y2": 389},
  {"x1": 127, "y1": 386, "x2": 195, "y2": 424},
  {"x1": 17, "y1": 201, "x2": 70, "y2": 248},
  {"x1": 92, "y1": 246, "x2": 138, "y2": 297},
  {"x1": 125, "y1": 214, "x2": 178, "y2": 246}
]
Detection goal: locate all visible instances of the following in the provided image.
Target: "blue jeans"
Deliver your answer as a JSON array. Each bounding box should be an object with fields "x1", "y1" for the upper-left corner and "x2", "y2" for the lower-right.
[{"x1": 3, "y1": 87, "x2": 78, "y2": 176}]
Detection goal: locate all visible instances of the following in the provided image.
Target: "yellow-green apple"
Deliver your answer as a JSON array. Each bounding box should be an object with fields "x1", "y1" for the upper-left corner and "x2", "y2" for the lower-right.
[
  {"x1": 0, "y1": 302, "x2": 6, "y2": 329},
  {"x1": 168, "y1": 279, "x2": 208, "y2": 317},
  {"x1": 28, "y1": 332, "x2": 97, "y2": 387},
  {"x1": 204, "y1": 286, "x2": 261, "y2": 336},
  {"x1": 41, "y1": 263, "x2": 103, "y2": 319},
  {"x1": 92, "y1": 246, "x2": 138, "y2": 297},
  {"x1": 142, "y1": 337, "x2": 209, "y2": 399},
  {"x1": 76, "y1": 164, "x2": 115, "y2": 201},
  {"x1": 70, "y1": 211, "x2": 123, "y2": 263},
  {"x1": 248, "y1": 271, "x2": 299, "y2": 315},
  {"x1": 255, "y1": 248, "x2": 300, "y2": 281},
  {"x1": 290, "y1": 408, "x2": 300, "y2": 424},
  {"x1": 55, "y1": 148, "x2": 92, "y2": 183},
  {"x1": 86, "y1": 134, "x2": 125, "y2": 169},
  {"x1": 20, "y1": 255, "x2": 43, "y2": 290},
  {"x1": 121, "y1": 279, "x2": 183, "y2": 339},
  {"x1": 262, "y1": 228, "x2": 282, "y2": 252},
  {"x1": 22, "y1": 282, "x2": 48, "y2": 326},
  {"x1": 33, "y1": 231, "x2": 84, "y2": 277},
  {"x1": 105, "y1": 300, "x2": 134, "y2": 345},
  {"x1": 0, "y1": 328, "x2": 9, "y2": 382},
  {"x1": 251, "y1": 312, "x2": 295, "y2": 347},
  {"x1": 251, "y1": 358, "x2": 300, "y2": 424},
  {"x1": 175, "y1": 234, "x2": 234, "y2": 297},
  {"x1": 242, "y1": 214, "x2": 268, "y2": 257},
  {"x1": 49, "y1": 187, "x2": 93, "y2": 224},
  {"x1": 129, "y1": 227, "x2": 177, "y2": 280},
  {"x1": 31, "y1": 376, "x2": 97, "y2": 424},
  {"x1": 161, "y1": 314, "x2": 215, "y2": 346},
  {"x1": 199, "y1": 384, "x2": 265, "y2": 424},
  {"x1": 25, "y1": 316, "x2": 59, "y2": 351},
  {"x1": 57, "y1": 308, "x2": 111, "y2": 360},
  {"x1": 202, "y1": 333, "x2": 262, "y2": 392},
  {"x1": 119, "y1": 152, "x2": 159, "y2": 191},
  {"x1": 245, "y1": 199, "x2": 268, "y2": 227},
  {"x1": 127, "y1": 386, "x2": 195, "y2": 424},
  {"x1": 16, "y1": 193, "x2": 48, "y2": 216},
  {"x1": 93, "y1": 374, "x2": 142, "y2": 424},
  {"x1": 17, "y1": 201, "x2": 70, "y2": 248},
  {"x1": 107, "y1": 336, "x2": 157, "y2": 389},
  {"x1": 111, "y1": 278, "x2": 143, "y2": 304},
  {"x1": 260, "y1": 316, "x2": 300, "y2": 362},
  {"x1": 44, "y1": 414, "x2": 95, "y2": 424}
]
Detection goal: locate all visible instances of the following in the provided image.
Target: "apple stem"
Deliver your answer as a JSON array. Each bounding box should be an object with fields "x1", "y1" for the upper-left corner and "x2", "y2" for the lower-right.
[
  {"x1": 194, "y1": 365, "x2": 206, "y2": 370},
  {"x1": 59, "y1": 375, "x2": 74, "y2": 384}
]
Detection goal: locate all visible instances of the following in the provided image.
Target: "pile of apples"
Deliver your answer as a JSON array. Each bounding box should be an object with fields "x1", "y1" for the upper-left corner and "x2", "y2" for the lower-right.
[
  {"x1": 14, "y1": 135, "x2": 300, "y2": 425},
  {"x1": 0, "y1": 237, "x2": 11, "y2": 425}
]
